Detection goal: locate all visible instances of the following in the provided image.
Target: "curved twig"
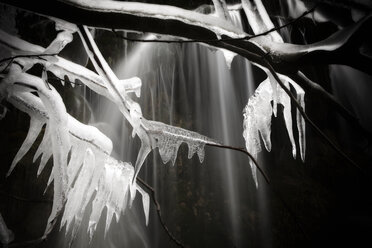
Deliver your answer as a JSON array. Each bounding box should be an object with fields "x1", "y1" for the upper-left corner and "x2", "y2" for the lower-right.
[
  {"x1": 205, "y1": 143, "x2": 270, "y2": 184},
  {"x1": 136, "y1": 177, "x2": 186, "y2": 248}
]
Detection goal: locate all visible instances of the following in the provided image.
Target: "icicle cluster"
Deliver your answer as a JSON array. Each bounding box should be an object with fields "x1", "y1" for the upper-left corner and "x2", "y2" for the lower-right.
[
  {"x1": 2, "y1": 69, "x2": 150, "y2": 241},
  {"x1": 0, "y1": 23, "x2": 151, "y2": 240},
  {"x1": 241, "y1": 0, "x2": 306, "y2": 187},
  {"x1": 143, "y1": 119, "x2": 218, "y2": 165},
  {"x1": 0, "y1": 1, "x2": 310, "y2": 242},
  {"x1": 243, "y1": 75, "x2": 306, "y2": 187},
  {"x1": 0, "y1": 17, "x2": 217, "y2": 240}
]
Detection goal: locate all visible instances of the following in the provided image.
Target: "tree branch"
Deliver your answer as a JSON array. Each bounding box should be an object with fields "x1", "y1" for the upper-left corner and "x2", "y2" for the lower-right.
[{"x1": 2, "y1": 0, "x2": 371, "y2": 75}]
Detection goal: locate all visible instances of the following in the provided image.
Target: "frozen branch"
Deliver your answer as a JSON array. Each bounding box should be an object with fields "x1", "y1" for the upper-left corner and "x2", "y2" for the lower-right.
[{"x1": 2, "y1": 0, "x2": 371, "y2": 75}]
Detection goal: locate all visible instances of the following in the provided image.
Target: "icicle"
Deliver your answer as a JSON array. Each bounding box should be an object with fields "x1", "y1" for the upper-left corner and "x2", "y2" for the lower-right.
[
  {"x1": 287, "y1": 78, "x2": 306, "y2": 161},
  {"x1": 62, "y1": 148, "x2": 95, "y2": 235},
  {"x1": 131, "y1": 141, "x2": 151, "y2": 202},
  {"x1": 118, "y1": 77, "x2": 142, "y2": 98},
  {"x1": 143, "y1": 119, "x2": 218, "y2": 167},
  {"x1": 243, "y1": 73, "x2": 307, "y2": 187},
  {"x1": 102, "y1": 166, "x2": 115, "y2": 238},
  {"x1": 136, "y1": 185, "x2": 150, "y2": 226},
  {"x1": 7, "y1": 117, "x2": 44, "y2": 176},
  {"x1": 88, "y1": 172, "x2": 109, "y2": 239},
  {"x1": 44, "y1": 30, "x2": 73, "y2": 54},
  {"x1": 278, "y1": 79, "x2": 297, "y2": 159},
  {"x1": 67, "y1": 139, "x2": 87, "y2": 188},
  {"x1": 220, "y1": 48, "x2": 236, "y2": 69},
  {"x1": 243, "y1": 78, "x2": 273, "y2": 187}
]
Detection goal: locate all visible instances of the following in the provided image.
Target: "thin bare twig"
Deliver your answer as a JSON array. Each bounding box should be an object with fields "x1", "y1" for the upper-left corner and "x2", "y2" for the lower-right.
[
  {"x1": 205, "y1": 143, "x2": 270, "y2": 184},
  {"x1": 136, "y1": 177, "x2": 186, "y2": 248}
]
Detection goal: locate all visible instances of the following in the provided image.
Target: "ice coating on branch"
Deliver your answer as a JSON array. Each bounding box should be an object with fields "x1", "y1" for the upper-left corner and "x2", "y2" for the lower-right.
[
  {"x1": 241, "y1": 0, "x2": 306, "y2": 163},
  {"x1": 243, "y1": 77, "x2": 306, "y2": 187},
  {"x1": 65, "y1": 0, "x2": 246, "y2": 38},
  {"x1": 78, "y1": 26, "x2": 218, "y2": 194},
  {"x1": 6, "y1": 83, "x2": 142, "y2": 240},
  {"x1": 2, "y1": 22, "x2": 225, "y2": 241},
  {"x1": 143, "y1": 119, "x2": 217, "y2": 165},
  {"x1": 2, "y1": 66, "x2": 147, "y2": 241},
  {"x1": 88, "y1": 157, "x2": 134, "y2": 240},
  {"x1": 62, "y1": 148, "x2": 97, "y2": 239},
  {"x1": 241, "y1": 0, "x2": 283, "y2": 43},
  {"x1": 243, "y1": 79, "x2": 272, "y2": 187},
  {"x1": 32, "y1": 83, "x2": 70, "y2": 234},
  {"x1": 2, "y1": 66, "x2": 70, "y2": 235},
  {"x1": 118, "y1": 77, "x2": 142, "y2": 98}
]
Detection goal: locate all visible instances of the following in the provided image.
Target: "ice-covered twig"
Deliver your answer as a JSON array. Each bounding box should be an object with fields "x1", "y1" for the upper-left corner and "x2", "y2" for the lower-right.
[{"x1": 241, "y1": 0, "x2": 283, "y2": 42}]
